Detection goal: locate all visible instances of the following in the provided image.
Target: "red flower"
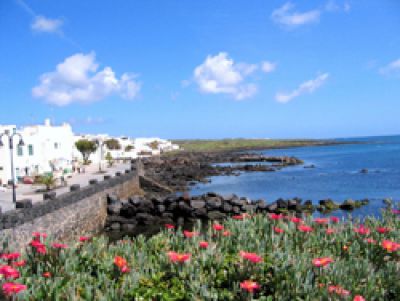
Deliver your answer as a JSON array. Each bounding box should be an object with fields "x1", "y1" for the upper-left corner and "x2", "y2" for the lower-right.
[
  {"x1": 376, "y1": 227, "x2": 390, "y2": 234},
  {"x1": 0, "y1": 266, "x2": 20, "y2": 279},
  {"x1": 312, "y1": 257, "x2": 334, "y2": 267},
  {"x1": 314, "y1": 218, "x2": 329, "y2": 225},
  {"x1": 290, "y1": 217, "x2": 303, "y2": 224},
  {"x1": 222, "y1": 230, "x2": 231, "y2": 237},
  {"x1": 2, "y1": 282, "x2": 27, "y2": 296},
  {"x1": 269, "y1": 213, "x2": 284, "y2": 220},
  {"x1": 1, "y1": 253, "x2": 20, "y2": 261},
  {"x1": 167, "y1": 251, "x2": 191, "y2": 263},
  {"x1": 29, "y1": 240, "x2": 47, "y2": 254},
  {"x1": 79, "y1": 236, "x2": 90, "y2": 242},
  {"x1": 42, "y1": 272, "x2": 51, "y2": 278},
  {"x1": 183, "y1": 230, "x2": 198, "y2": 238},
  {"x1": 354, "y1": 225, "x2": 370, "y2": 235},
  {"x1": 382, "y1": 240, "x2": 400, "y2": 252},
  {"x1": 354, "y1": 295, "x2": 366, "y2": 301},
  {"x1": 239, "y1": 251, "x2": 263, "y2": 263},
  {"x1": 12, "y1": 261, "x2": 26, "y2": 267},
  {"x1": 240, "y1": 280, "x2": 260, "y2": 293},
  {"x1": 213, "y1": 223, "x2": 224, "y2": 231},
  {"x1": 232, "y1": 214, "x2": 245, "y2": 220},
  {"x1": 273, "y1": 227, "x2": 284, "y2": 234},
  {"x1": 52, "y1": 243, "x2": 68, "y2": 249},
  {"x1": 114, "y1": 256, "x2": 127, "y2": 268},
  {"x1": 165, "y1": 224, "x2": 175, "y2": 230},
  {"x1": 325, "y1": 228, "x2": 335, "y2": 235},
  {"x1": 330, "y1": 216, "x2": 340, "y2": 223},
  {"x1": 199, "y1": 241, "x2": 209, "y2": 249},
  {"x1": 298, "y1": 225, "x2": 313, "y2": 232}
]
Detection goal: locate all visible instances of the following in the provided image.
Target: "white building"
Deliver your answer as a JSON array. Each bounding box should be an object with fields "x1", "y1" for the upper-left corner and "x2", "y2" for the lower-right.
[{"x1": 0, "y1": 119, "x2": 74, "y2": 185}]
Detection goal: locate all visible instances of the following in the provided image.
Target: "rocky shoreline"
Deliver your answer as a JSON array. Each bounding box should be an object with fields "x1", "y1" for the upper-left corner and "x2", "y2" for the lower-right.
[{"x1": 104, "y1": 151, "x2": 371, "y2": 234}]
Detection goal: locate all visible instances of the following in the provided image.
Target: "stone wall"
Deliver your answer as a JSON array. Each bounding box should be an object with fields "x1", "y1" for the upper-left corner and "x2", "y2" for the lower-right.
[{"x1": 0, "y1": 168, "x2": 141, "y2": 252}]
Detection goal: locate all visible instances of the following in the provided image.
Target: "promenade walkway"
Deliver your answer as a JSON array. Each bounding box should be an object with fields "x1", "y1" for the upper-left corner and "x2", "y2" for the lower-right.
[{"x1": 0, "y1": 162, "x2": 130, "y2": 212}]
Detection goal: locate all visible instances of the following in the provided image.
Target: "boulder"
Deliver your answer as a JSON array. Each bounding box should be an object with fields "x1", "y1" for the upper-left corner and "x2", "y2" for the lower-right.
[
  {"x1": 192, "y1": 208, "x2": 208, "y2": 218},
  {"x1": 319, "y1": 199, "x2": 339, "y2": 211},
  {"x1": 107, "y1": 203, "x2": 122, "y2": 215},
  {"x1": 190, "y1": 200, "x2": 206, "y2": 209},
  {"x1": 266, "y1": 202, "x2": 278, "y2": 212},
  {"x1": 222, "y1": 202, "x2": 233, "y2": 213},
  {"x1": 70, "y1": 184, "x2": 80, "y2": 192},
  {"x1": 136, "y1": 199, "x2": 154, "y2": 213},
  {"x1": 43, "y1": 191, "x2": 56, "y2": 201},
  {"x1": 276, "y1": 199, "x2": 288, "y2": 209},
  {"x1": 16, "y1": 199, "x2": 33, "y2": 209},
  {"x1": 122, "y1": 223, "x2": 137, "y2": 231},
  {"x1": 206, "y1": 197, "x2": 222, "y2": 209},
  {"x1": 129, "y1": 196, "x2": 142, "y2": 206},
  {"x1": 207, "y1": 211, "x2": 226, "y2": 220},
  {"x1": 340, "y1": 199, "x2": 355, "y2": 211},
  {"x1": 110, "y1": 223, "x2": 121, "y2": 231},
  {"x1": 136, "y1": 213, "x2": 156, "y2": 225},
  {"x1": 119, "y1": 204, "x2": 136, "y2": 218},
  {"x1": 107, "y1": 194, "x2": 119, "y2": 205}
]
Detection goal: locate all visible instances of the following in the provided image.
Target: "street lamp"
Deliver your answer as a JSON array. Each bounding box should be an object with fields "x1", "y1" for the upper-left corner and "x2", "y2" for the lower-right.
[
  {"x1": 0, "y1": 129, "x2": 24, "y2": 203},
  {"x1": 95, "y1": 140, "x2": 107, "y2": 172}
]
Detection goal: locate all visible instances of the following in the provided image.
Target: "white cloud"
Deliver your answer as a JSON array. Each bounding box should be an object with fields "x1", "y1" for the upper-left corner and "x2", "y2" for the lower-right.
[
  {"x1": 193, "y1": 52, "x2": 258, "y2": 100},
  {"x1": 32, "y1": 52, "x2": 141, "y2": 106},
  {"x1": 380, "y1": 58, "x2": 400, "y2": 75},
  {"x1": 31, "y1": 16, "x2": 63, "y2": 33},
  {"x1": 261, "y1": 61, "x2": 276, "y2": 73},
  {"x1": 275, "y1": 73, "x2": 329, "y2": 103},
  {"x1": 271, "y1": 2, "x2": 320, "y2": 27},
  {"x1": 325, "y1": 1, "x2": 351, "y2": 13}
]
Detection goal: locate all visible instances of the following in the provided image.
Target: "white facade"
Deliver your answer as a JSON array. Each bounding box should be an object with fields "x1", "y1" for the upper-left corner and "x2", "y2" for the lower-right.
[{"x1": 0, "y1": 120, "x2": 74, "y2": 185}]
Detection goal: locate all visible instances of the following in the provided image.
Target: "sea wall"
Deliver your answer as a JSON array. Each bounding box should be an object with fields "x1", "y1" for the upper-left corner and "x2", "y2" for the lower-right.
[{"x1": 0, "y1": 168, "x2": 141, "y2": 252}]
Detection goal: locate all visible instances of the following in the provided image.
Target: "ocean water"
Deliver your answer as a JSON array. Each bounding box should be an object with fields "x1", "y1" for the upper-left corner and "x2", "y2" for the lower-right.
[{"x1": 191, "y1": 136, "x2": 400, "y2": 218}]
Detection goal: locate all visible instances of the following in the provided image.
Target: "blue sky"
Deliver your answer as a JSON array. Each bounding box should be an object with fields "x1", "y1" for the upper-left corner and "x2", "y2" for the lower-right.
[{"x1": 0, "y1": 0, "x2": 399, "y2": 139}]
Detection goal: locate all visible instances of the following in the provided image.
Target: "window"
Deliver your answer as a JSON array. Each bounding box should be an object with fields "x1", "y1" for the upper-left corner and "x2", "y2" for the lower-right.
[
  {"x1": 54, "y1": 142, "x2": 59, "y2": 149},
  {"x1": 17, "y1": 146, "x2": 23, "y2": 156},
  {"x1": 28, "y1": 144, "x2": 34, "y2": 156}
]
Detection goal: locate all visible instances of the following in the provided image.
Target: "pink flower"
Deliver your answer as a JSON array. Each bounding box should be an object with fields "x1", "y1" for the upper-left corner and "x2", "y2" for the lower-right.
[
  {"x1": 325, "y1": 228, "x2": 335, "y2": 235},
  {"x1": 1, "y1": 253, "x2": 20, "y2": 261},
  {"x1": 0, "y1": 266, "x2": 20, "y2": 279},
  {"x1": 273, "y1": 227, "x2": 284, "y2": 234},
  {"x1": 314, "y1": 218, "x2": 329, "y2": 225},
  {"x1": 52, "y1": 243, "x2": 68, "y2": 249},
  {"x1": 269, "y1": 213, "x2": 284, "y2": 220},
  {"x1": 312, "y1": 257, "x2": 334, "y2": 268},
  {"x1": 298, "y1": 225, "x2": 313, "y2": 232},
  {"x1": 353, "y1": 295, "x2": 366, "y2": 301},
  {"x1": 183, "y1": 230, "x2": 198, "y2": 238},
  {"x1": 120, "y1": 265, "x2": 130, "y2": 273},
  {"x1": 42, "y1": 272, "x2": 51, "y2": 278},
  {"x1": 213, "y1": 223, "x2": 224, "y2": 231},
  {"x1": 239, "y1": 251, "x2": 263, "y2": 263},
  {"x1": 2, "y1": 282, "x2": 27, "y2": 296},
  {"x1": 222, "y1": 230, "x2": 231, "y2": 237},
  {"x1": 240, "y1": 280, "x2": 260, "y2": 293},
  {"x1": 232, "y1": 214, "x2": 249, "y2": 220},
  {"x1": 354, "y1": 225, "x2": 370, "y2": 235},
  {"x1": 167, "y1": 251, "x2": 191, "y2": 263},
  {"x1": 328, "y1": 285, "x2": 350, "y2": 296},
  {"x1": 12, "y1": 260, "x2": 26, "y2": 267},
  {"x1": 199, "y1": 241, "x2": 209, "y2": 249},
  {"x1": 365, "y1": 238, "x2": 376, "y2": 244},
  {"x1": 29, "y1": 240, "x2": 46, "y2": 254},
  {"x1": 392, "y1": 209, "x2": 400, "y2": 214},
  {"x1": 290, "y1": 217, "x2": 303, "y2": 224},
  {"x1": 165, "y1": 224, "x2": 175, "y2": 230},
  {"x1": 330, "y1": 216, "x2": 340, "y2": 223},
  {"x1": 376, "y1": 227, "x2": 390, "y2": 234},
  {"x1": 79, "y1": 236, "x2": 91, "y2": 242},
  {"x1": 382, "y1": 240, "x2": 400, "y2": 252},
  {"x1": 32, "y1": 232, "x2": 47, "y2": 240}
]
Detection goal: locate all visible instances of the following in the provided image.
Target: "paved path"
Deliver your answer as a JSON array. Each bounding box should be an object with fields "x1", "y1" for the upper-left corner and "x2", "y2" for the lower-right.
[{"x1": 0, "y1": 162, "x2": 130, "y2": 212}]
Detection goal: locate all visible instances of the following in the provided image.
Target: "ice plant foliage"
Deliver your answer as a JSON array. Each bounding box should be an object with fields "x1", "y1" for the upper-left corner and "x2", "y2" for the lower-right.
[{"x1": 0, "y1": 210, "x2": 399, "y2": 299}]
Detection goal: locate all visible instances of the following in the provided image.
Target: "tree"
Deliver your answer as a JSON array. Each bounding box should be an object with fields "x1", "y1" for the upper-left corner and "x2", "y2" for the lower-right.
[
  {"x1": 148, "y1": 140, "x2": 160, "y2": 150},
  {"x1": 125, "y1": 145, "x2": 134, "y2": 152},
  {"x1": 38, "y1": 174, "x2": 57, "y2": 191},
  {"x1": 104, "y1": 138, "x2": 121, "y2": 150},
  {"x1": 75, "y1": 139, "x2": 97, "y2": 165},
  {"x1": 105, "y1": 152, "x2": 114, "y2": 167}
]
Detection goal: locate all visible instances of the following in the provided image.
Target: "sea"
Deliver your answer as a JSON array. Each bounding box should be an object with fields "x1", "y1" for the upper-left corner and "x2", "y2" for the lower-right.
[{"x1": 190, "y1": 135, "x2": 400, "y2": 219}]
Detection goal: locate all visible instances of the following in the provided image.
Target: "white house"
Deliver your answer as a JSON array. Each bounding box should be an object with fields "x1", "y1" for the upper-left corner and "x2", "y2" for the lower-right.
[{"x1": 0, "y1": 119, "x2": 74, "y2": 185}]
